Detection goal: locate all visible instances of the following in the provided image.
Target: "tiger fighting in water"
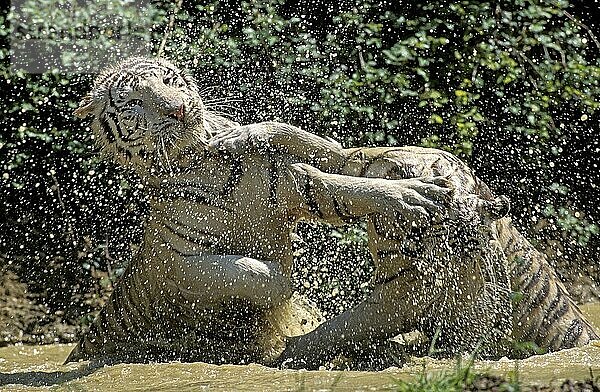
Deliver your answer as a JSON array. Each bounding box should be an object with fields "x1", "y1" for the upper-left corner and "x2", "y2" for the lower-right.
[
  {"x1": 65, "y1": 57, "x2": 451, "y2": 364},
  {"x1": 211, "y1": 124, "x2": 599, "y2": 367},
  {"x1": 67, "y1": 57, "x2": 598, "y2": 368}
]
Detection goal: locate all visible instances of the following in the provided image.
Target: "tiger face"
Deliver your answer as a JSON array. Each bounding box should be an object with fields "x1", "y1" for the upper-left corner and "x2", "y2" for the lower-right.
[{"x1": 74, "y1": 57, "x2": 206, "y2": 171}]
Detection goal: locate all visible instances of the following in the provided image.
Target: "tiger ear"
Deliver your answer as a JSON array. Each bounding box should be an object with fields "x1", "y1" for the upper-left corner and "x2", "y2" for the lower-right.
[{"x1": 73, "y1": 94, "x2": 97, "y2": 118}]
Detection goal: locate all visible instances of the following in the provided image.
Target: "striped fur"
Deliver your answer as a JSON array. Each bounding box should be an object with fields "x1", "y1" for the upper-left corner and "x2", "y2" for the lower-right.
[
  {"x1": 341, "y1": 147, "x2": 598, "y2": 356},
  {"x1": 68, "y1": 56, "x2": 595, "y2": 368},
  {"x1": 495, "y1": 219, "x2": 598, "y2": 355},
  {"x1": 67, "y1": 57, "x2": 451, "y2": 364},
  {"x1": 269, "y1": 144, "x2": 598, "y2": 367},
  {"x1": 211, "y1": 128, "x2": 598, "y2": 365}
]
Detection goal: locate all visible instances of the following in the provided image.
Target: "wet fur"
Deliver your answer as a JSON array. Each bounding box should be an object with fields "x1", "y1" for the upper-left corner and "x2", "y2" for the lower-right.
[{"x1": 67, "y1": 58, "x2": 452, "y2": 365}]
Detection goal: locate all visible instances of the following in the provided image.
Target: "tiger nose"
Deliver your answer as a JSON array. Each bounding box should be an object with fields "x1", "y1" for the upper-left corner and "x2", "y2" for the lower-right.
[{"x1": 167, "y1": 103, "x2": 185, "y2": 122}]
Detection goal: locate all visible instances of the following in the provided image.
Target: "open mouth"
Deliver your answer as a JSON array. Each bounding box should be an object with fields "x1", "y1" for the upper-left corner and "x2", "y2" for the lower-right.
[{"x1": 168, "y1": 104, "x2": 185, "y2": 122}]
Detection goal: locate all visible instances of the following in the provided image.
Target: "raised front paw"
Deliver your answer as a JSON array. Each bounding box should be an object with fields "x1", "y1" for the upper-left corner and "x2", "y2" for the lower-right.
[
  {"x1": 207, "y1": 125, "x2": 270, "y2": 155},
  {"x1": 377, "y1": 176, "x2": 454, "y2": 224},
  {"x1": 288, "y1": 163, "x2": 454, "y2": 224}
]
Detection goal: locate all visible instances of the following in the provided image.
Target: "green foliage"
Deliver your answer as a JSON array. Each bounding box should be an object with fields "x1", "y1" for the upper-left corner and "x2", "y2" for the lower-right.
[
  {"x1": 331, "y1": 224, "x2": 368, "y2": 246},
  {"x1": 510, "y1": 340, "x2": 547, "y2": 357},
  {"x1": 544, "y1": 204, "x2": 599, "y2": 246},
  {"x1": 8, "y1": 0, "x2": 164, "y2": 72},
  {"x1": 163, "y1": 0, "x2": 600, "y2": 155}
]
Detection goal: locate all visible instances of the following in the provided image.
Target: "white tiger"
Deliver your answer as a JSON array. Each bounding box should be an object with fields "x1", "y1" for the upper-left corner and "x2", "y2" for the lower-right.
[
  {"x1": 65, "y1": 57, "x2": 451, "y2": 364},
  {"x1": 210, "y1": 123, "x2": 599, "y2": 368}
]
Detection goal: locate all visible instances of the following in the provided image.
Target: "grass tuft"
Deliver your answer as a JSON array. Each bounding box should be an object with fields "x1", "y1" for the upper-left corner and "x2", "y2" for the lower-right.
[{"x1": 394, "y1": 358, "x2": 476, "y2": 392}]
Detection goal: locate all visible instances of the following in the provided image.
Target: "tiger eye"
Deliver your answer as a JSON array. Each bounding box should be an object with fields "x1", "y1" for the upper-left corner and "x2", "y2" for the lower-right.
[{"x1": 117, "y1": 87, "x2": 133, "y2": 100}]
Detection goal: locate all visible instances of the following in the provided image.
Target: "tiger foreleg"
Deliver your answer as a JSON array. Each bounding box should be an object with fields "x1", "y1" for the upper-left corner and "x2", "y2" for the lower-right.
[
  {"x1": 165, "y1": 254, "x2": 292, "y2": 310},
  {"x1": 275, "y1": 294, "x2": 411, "y2": 369},
  {"x1": 282, "y1": 163, "x2": 453, "y2": 225},
  {"x1": 208, "y1": 122, "x2": 348, "y2": 172}
]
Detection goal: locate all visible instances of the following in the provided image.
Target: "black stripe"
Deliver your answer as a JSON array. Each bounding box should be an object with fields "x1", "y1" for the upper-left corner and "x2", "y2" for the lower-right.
[
  {"x1": 105, "y1": 110, "x2": 125, "y2": 140},
  {"x1": 511, "y1": 255, "x2": 536, "y2": 295},
  {"x1": 100, "y1": 116, "x2": 117, "y2": 145},
  {"x1": 378, "y1": 266, "x2": 418, "y2": 286},
  {"x1": 161, "y1": 219, "x2": 215, "y2": 249},
  {"x1": 303, "y1": 178, "x2": 323, "y2": 218},
  {"x1": 157, "y1": 232, "x2": 212, "y2": 258},
  {"x1": 331, "y1": 196, "x2": 355, "y2": 223},
  {"x1": 173, "y1": 189, "x2": 232, "y2": 211},
  {"x1": 525, "y1": 278, "x2": 554, "y2": 340},
  {"x1": 371, "y1": 215, "x2": 407, "y2": 241},
  {"x1": 108, "y1": 79, "x2": 119, "y2": 108},
  {"x1": 135, "y1": 64, "x2": 168, "y2": 76},
  {"x1": 347, "y1": 149, "x2": 365, "y2": 161},
  {"x1": 520, "y1": 263, "x2": 543, "y2": 295},
  {"x1": 165, "y1": 215, "x2": 219, "y2": 239},
  {"x1": 220, "y1": 160, "x2": 244, "y2": 198},
  {"x1": 132, "y1": 117, "x2": 142, "y2": 139},
  {"x1": 518, "y1": 275, "x2": 550, "y2": 327},
  {"x1": 359, "y1": 161, "x2": 370, "y2": 177},
  {"x1": 345, "y1": 150, "x2": 372, "y2": 177},
  {"x1": 151, "y1": 185, "x2": 233, "y2": 213},
  {"x1": 543, "y1": 287, "x2": 569, "y2": 325},
  {"x1": 371, "y1": 150, "x2": 400, "y2": 164},
  {"x1": 156, "y1": 119, "x2": 172, "y2": 127},
  {"x1": 120, "y1": 129, "x2": 144, "y2": 144},
  {"x1": 448, "y1": 154, "x2": 465, "y2": 167}
]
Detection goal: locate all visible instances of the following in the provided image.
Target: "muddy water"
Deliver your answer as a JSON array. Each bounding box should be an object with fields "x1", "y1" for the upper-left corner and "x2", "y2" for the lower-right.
[{"x1": 1, "y1": 303, "x2": 599, "y2": 391}]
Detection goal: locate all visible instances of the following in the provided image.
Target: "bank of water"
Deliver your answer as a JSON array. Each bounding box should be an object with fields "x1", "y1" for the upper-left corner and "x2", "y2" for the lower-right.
[{"x1": 0, "y1": 303, "x2": 598, "y2": 391}]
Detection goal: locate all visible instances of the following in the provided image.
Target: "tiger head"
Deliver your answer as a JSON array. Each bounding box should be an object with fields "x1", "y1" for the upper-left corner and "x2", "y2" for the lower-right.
[{"x1": 74, "y1": 57, "x2": 207, "y2": 172}]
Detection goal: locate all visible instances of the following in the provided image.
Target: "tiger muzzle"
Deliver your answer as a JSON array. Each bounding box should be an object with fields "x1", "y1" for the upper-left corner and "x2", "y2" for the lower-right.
[{"x1": 168, "y1": 103, "x2": 186, "y2": 122}]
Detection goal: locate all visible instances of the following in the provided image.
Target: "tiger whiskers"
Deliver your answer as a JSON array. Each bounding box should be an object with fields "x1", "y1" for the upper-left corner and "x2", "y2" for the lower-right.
[
  {"x1": 158, "y1": 133, "x2": 174, "y2": 173},
  {"x1": 208, "y1": 109, "x2": 236, "y2": 119},
  {"x1": 203, "y1": 96, "x2": 240, "y2": 117}
]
